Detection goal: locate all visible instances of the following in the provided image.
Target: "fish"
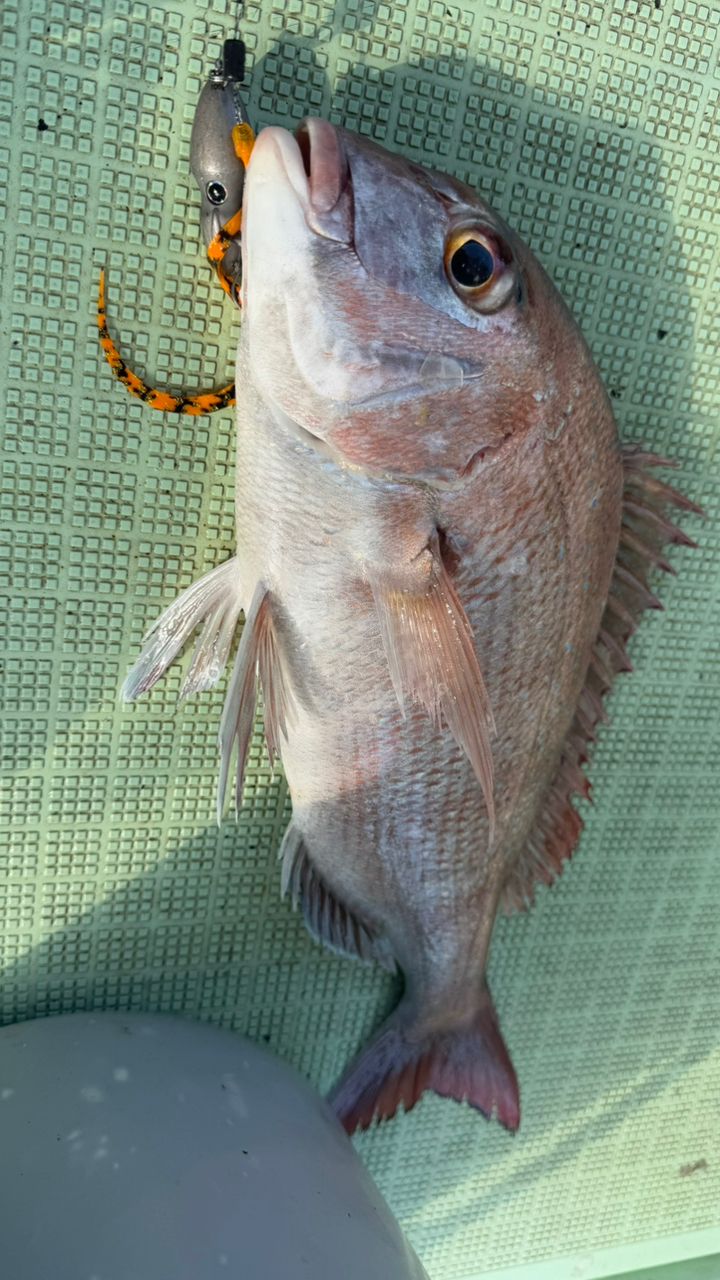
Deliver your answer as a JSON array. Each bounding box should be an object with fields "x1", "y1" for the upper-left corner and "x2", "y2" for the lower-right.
[{"x1": 123, "y1": 117, "x2": 700, "y2": 1134}]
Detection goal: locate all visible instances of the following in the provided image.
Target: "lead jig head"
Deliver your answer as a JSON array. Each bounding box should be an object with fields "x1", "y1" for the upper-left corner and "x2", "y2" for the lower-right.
[{"x1": 191, "y1": 39, "x2": 254, "y2": 292}]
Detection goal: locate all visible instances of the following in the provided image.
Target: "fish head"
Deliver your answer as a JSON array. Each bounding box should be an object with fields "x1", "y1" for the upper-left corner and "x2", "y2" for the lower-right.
[{"x1": 242, "y1": 118, "x2": 600, "y2": 484}]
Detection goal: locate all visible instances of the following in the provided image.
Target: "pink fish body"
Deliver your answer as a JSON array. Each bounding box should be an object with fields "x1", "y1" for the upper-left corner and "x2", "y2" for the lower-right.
[{"x1": 125, "y1": 119, "x2": 699, "y2": 1133}]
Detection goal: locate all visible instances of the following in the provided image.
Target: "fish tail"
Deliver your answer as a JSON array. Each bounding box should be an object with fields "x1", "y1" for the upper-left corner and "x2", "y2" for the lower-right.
[{"x1": 328, "y1": 983, "x2": 519, "y2": 1135}]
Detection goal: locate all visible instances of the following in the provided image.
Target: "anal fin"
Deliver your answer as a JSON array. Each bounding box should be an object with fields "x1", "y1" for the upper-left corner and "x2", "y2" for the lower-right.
[{"x1": 279, "y1": 825, "x2": 396, "y2": 972}]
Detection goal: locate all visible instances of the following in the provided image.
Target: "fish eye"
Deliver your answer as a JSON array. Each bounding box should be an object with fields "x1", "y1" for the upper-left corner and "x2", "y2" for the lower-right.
[
  {"x1": 444, "y1": 228, "x2": 516, "y2": 312},
  {"x1": 449, "y1": 238, "x2": 494, "y2": 289},
  {"x1": 206, "y1": 180, "x2": 227, "y2": 206}
]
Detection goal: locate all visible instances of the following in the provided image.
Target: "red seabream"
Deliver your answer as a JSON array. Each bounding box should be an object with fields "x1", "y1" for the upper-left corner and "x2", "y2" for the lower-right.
[{"x1": 124, "y1": 120, "x2": 700, "y2": 1134}]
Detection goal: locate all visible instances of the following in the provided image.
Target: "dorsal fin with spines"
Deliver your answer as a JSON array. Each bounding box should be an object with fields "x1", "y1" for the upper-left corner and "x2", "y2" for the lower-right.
[{"x1": 503, "y1": 447, "x2": 702, "y2": 912}]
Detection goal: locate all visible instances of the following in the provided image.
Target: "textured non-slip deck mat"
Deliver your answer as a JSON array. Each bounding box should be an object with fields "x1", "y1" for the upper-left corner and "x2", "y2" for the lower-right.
[{"x1": 0, "y1": 2, "x2": 718, "y2": 1277}]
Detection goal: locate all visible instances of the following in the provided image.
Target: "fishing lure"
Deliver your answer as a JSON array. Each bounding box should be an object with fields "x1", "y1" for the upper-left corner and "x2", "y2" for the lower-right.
[
  {"x1": 98, "y1": 38, "x2": 254, "y2": 415},
  {"x1": 193, "y1": 38, "x2": 255, "y2": 305}
]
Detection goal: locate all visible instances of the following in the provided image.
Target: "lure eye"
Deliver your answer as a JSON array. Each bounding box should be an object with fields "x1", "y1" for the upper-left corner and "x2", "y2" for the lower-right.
[
  {"x1": 206, "y1": 180, "x2": 227, "y2": 206},
  {"x1": 444, "y1": 228, "x2": 516, "y2": 312}
]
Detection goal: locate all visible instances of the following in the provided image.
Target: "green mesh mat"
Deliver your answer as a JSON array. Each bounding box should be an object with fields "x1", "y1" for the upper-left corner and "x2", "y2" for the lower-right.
[{"x1": 0, "y1": 2, "x2": 718, "y2": 1277}]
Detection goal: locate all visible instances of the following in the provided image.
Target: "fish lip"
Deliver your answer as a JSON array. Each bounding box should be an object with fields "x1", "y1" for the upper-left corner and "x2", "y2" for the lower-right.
[
  {"x1": 295, "y1": 118, "x2": 353, "y2": 244},
  {"x1": 247, "y1": 121, "x2": 352, "y2": 243},
  {"x1": 247, "y1": 126, "x2": 311, "y2": 209},
  {"x1": 295, "y1": 118, "x2": 350, "y2": 215}
]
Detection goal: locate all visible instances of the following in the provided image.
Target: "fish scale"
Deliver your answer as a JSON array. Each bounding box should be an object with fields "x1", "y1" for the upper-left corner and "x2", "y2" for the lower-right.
[{"x1": 123, "y1": 118, "x2": 699, "y2": 1135}]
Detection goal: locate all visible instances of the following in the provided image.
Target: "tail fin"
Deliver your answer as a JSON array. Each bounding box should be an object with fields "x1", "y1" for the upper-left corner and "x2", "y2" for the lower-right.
[{"x1": 328, "y1": 984, "x2": 519, "y2": 1134}]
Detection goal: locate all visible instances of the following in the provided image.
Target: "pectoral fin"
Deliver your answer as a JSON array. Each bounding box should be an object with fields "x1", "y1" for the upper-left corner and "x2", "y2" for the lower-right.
[{"x1": 370, "y1": 558, "x2": 496, "y2": 836}]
